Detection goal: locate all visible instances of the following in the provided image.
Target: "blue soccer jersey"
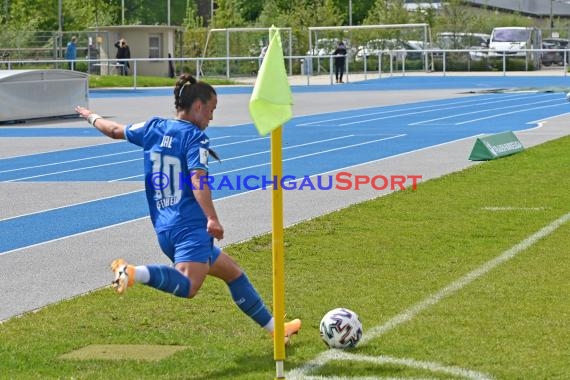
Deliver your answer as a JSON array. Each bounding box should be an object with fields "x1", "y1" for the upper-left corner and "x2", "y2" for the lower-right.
[{"x1": 125, "y1": 117, "x2": 211, "y2": 232}]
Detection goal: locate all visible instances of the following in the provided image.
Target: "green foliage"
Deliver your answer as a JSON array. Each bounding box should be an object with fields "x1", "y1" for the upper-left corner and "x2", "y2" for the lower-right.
[
  {"x1": 212, "y1": 0, "x2": 246, "y2": 28},
  {"x1": 364, "y1": 0, "x2": 410, "y2": 25},
  {"x1": 236, "y1": 0, "x2": 264, "y2": 22},
  {"x1": 331, "y1": 0, "x2": 375, "y2": 26},
  {"x1": 434, "y1": 0, "x2": 475, "y2": 34},
  {"x1": 182, "y1": 0, "x2": 204, "y2": 28},
  {"x1": 257, "y1": 0, "x2": 291, "y2": 29}
]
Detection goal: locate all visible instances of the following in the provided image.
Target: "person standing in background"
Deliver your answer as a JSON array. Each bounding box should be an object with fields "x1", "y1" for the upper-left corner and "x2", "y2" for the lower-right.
[
  {"x1": 114, "y1": 38, "x2": 131, "y2": 75},
  {"x1": 332, "y1": 40, "x2": 347, "y2": 83},
  {"x1": 65, "y1": 36, "x2": 77, "y2": 70}
]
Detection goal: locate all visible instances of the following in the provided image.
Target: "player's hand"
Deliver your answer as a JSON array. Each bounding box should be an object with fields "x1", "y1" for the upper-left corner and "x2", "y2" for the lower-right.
[
  {"x1": 75, "y1": 105, "x2": 92, "y2": 120},
  {"x1": 207, "y1": 218, "x2": 224, "y2": 240}
]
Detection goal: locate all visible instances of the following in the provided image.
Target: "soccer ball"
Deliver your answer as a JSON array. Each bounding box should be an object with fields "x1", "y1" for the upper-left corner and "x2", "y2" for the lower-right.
[{"x1": 319, "y1": 307, "x2": 363, "y2": 349}]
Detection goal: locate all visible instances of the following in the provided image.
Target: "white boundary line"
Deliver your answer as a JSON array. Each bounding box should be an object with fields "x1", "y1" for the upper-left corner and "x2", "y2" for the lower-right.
[
  {"x1": 289, "y1": 211, "x2": 570, "y2": 379},
  {"x1": 482, "y1": 207, "x2": 545, "y2": 211},
  {"x1": 294, "y1": 351, "x2": 493, "y2": 380}
]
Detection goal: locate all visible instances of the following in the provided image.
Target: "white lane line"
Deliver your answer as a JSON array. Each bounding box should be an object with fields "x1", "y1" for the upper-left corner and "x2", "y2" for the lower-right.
[
  {"x1": 336, "y1": 94, "x2": 553, "y2": 127},
  {"x1": 0, "y1": 216, "x2": 149, "y2": 257},
  {"x1": 0, "y1": 189, "x2": 143, "y2": 223},
  {"x1": 0, "y1": 149, "x2": 140, "y2": 174},
  {"x1": 526, "y1": 111, "x2": 570, "y2": 124},
  {"x1": 0, "y1": 136, "x2": 231, "y2": 174},
  {"x1": 214, "y1": 136, "x2": 268, "y2": 147},
  {"x1": 297, "y1": 94, "x2": 531, "y2": 127},
  {"x1": 456, "y1": 103, "x2": 568, "y2": 125},
  {"x1": 0, "y1": 136, "x2": 248, "y2": 182},
  {"x1": 4, "y1": 158, "x2": 141, "y2": 182},
  {"x1": 289, "y1": 211, "x2": 570, "y2": 379},
  {"x1": 0, "y1": 140, "x2": 125, "y2": 161},
  {"x1": 409, "y1": 97, "x2": 559, "y2": 126},
  {"x1": 1, "y1": 133, "x2": 402, "y2": 221},
  {"x1": 108, "y1": 135, "x2": 357, "y2": 182},
  {"x1": 211, "y1": 134, "x2": 407, "y2": 177}
]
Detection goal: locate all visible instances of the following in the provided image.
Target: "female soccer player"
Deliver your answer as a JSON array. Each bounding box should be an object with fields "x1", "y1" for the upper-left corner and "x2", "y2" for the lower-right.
[{"x1": 75, "y1": 74, "x2": 300, "y2": 343}]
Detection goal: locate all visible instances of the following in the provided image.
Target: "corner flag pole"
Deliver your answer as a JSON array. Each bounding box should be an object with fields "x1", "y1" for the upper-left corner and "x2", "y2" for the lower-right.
[
  {"x1": 247, "y1": 25, "x2": 293, "y2": 379},
  {"x1": 271, "y1": 125, "x2": 286, "y2": 378}
]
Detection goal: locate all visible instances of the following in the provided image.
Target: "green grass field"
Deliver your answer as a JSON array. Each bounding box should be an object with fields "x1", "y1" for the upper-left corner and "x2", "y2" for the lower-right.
[
  {"x1": 1, "y1": 136, "x2": 569, "y2": 379},
  {"x1": 87, "y1": 75, "x2": 239, "y2": 88}
]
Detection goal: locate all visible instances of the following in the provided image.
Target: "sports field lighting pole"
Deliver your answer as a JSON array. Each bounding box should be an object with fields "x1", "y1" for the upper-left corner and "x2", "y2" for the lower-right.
[
  {"x1": 349, "y1": 0, "x2": 352, "y2": 26},
  {"x1": 121, "y1": 0, "x2": 125, "y2": 25},
  {"x1": 550, "y1": 0, "x2": 554, "y2": 37},
  {"x1": 58, "y1": 0, "x2": 62, "y2": 32},
  {"x1": 57, "y1": 0, "x2": 63, "y2": 59}
]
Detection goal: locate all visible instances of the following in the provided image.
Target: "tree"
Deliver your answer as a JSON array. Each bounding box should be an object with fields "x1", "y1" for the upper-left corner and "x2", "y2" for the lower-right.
[
  {"x1": 364, "y1": 0, "x2": 409, "y2": 25},
  {"x1": 332, "y1": 0, "x2": 375, "y2": 26},
  {"x1": 211, "y1": 0, "x2": 246, "y2": 28},
  {"x1": 236, "y1": 0, "x2": 263, "y2": 23},
  {"x1": 183, "y1": 0, "x2": 203, "y2": 28},
  {"x1": 435, "y1": 0, "x2": 475, "y2": 34}
]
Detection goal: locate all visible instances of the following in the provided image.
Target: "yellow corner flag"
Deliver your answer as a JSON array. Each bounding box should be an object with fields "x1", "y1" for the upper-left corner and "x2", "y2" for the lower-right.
[
  {"x1": 249, "y1": 26, "x2": 293, "y2": 136},
  {"x1": 248, "y1": 26, "x2": 293, "y2": 379}
]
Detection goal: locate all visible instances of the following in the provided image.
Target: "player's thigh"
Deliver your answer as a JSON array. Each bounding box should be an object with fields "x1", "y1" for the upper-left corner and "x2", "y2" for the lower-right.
[{"x1": 209, "y1": 252, "x2": 242, "y2": 283}]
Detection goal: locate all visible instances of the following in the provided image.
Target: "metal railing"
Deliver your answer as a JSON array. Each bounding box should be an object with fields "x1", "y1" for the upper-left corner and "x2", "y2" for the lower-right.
[{"x1": 1, "y1": 47, "x2": 568, "y2": 89}]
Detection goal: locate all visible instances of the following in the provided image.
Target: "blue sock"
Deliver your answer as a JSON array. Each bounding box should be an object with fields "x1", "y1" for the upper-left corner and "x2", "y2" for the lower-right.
[
  {"x1": 228, "y1": 273, "x2": 272, "y2": 327},
  {"x1": 146, "y1": 265, "x2": 190, "y2": 298}
]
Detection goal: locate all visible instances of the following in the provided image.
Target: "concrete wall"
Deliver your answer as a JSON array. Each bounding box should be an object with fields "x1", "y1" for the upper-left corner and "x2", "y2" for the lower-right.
[{"x1": 0, "y1": 70, "x2": 88, "y2": 122}]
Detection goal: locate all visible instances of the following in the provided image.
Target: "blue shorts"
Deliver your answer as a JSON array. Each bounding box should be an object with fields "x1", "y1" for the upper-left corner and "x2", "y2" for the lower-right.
[{"x1": 156, "y1": 225, "x2": 221, "y2": 265}]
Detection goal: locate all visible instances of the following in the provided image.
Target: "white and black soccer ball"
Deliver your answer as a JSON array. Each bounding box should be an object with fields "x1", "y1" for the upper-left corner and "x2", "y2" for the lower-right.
[{"x1": 319, "y1": 307, "x2": 363, "y2": 349}]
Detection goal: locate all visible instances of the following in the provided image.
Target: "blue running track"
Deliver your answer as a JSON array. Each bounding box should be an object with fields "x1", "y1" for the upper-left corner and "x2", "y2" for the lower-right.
[{"x1": 1, "y1": 76, "x2": 569, "y2": 254}]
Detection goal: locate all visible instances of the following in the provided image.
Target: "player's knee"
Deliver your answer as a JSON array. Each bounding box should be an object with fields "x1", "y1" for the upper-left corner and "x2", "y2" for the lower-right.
[{"x1": 187, "y1": 280, "x2": 204, "y2": 298}]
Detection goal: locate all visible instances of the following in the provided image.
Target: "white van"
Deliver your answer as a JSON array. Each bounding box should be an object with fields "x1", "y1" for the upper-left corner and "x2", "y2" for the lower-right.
[{"x1": 488, "y1": 27, "x2": 542, "y2": 68}]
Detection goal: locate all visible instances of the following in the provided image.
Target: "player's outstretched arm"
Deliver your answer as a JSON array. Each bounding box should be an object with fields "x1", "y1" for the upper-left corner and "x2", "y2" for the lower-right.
[{"x1": 75, "y1": 105, "x2": 126, "y2": 140}]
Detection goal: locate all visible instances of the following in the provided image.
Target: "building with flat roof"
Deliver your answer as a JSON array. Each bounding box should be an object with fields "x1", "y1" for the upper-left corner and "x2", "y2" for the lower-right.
[{"x1": 462, "y1": 0, "x2": 570, "y2": 17}]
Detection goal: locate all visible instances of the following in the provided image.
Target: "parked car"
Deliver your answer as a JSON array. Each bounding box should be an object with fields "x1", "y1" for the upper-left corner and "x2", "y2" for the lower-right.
[
  {"x1": 306, "y1": 38, "x2": 355, "y2": 57},
  {"x1": 433, "y1": 32, "x2": 490, "y2": 61},
  {"x1": 355, "y1": 39, "x2": 423, "y2": 62},
  {"x1": 487, "y1": 27, "x2": 542, "y2": 68},
  {"x1": 541, "y1": 42, "x2": 563, "y2": 66},
  {"x1": 542, "y1": 37, "x2": 570, "y2": 65}
]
